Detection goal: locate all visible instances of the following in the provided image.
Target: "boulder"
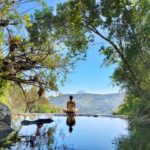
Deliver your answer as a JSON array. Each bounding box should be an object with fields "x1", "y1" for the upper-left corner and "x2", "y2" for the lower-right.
[
  {"x1": 0, "y1": 121, "x2": 13, "y2": 139},
  {"x1": 0, "y1": 102, "x2": 11, "y2": 125},
  {"x1": 0, "y1": 103, "x2": 13, "y2": 148},
  {"x1": 0, "y1": 121, "x2": 14, "y2": 148}
]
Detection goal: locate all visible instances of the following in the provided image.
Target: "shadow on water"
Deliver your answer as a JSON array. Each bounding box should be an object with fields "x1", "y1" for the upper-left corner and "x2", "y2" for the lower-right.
[{"x1": 115, "y1": 122, "x2": 150, "y2": 150}]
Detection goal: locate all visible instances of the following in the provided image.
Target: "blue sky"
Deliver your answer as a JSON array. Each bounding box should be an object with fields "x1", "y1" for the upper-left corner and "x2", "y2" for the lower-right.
[
  {"x1": 58, "y1": 44, "x2": 119, "y2": 94},
  {"x1": 21, "y1": 0, "x2": 120, "y2": 95}
]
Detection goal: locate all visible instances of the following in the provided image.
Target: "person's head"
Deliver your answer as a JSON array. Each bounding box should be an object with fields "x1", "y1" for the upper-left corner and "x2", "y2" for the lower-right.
[
  {"x1": 69, "y1": 95, "x2": 73, "y2": 101},
  {"x1": 69, "y1": 126, "x2": 73, "y2": 133}
]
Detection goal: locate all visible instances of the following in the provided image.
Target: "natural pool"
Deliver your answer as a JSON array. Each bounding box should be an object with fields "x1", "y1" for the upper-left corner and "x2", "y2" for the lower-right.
[{"x1": 0, "y1": 114, "x2": 130, "y2": 150}]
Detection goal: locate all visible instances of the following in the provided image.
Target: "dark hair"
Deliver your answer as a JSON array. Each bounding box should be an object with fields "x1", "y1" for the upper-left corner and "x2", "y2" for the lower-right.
[
  {"x1": 69, "y1": 95, "x2": 73, "y2": 100},
  {"x1": 69, "y1": 126, "x2": 73, "y2": 133}
]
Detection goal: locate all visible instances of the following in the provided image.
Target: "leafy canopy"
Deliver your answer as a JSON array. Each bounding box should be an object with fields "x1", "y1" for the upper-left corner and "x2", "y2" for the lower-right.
[
  {"x1": 53, "y1": 0, "x2": 150, "y2": 117},
  {"x1": 0, "y1": 0, "x2": 86, "y2": 96}
]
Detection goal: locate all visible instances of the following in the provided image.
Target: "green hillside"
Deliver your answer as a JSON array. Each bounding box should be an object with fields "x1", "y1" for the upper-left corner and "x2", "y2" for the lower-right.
[{"x1": 50, "y1": 93, "x2": 124, "y2": 114}]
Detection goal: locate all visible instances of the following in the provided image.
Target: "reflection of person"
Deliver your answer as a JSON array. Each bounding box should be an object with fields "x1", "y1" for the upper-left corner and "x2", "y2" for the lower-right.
[
  {"x1": 66, "y1": 115, "x2": 76, "y2": 133},
  {"x1": 67, "y1": 95, "x2": 76, "y2": 112}
]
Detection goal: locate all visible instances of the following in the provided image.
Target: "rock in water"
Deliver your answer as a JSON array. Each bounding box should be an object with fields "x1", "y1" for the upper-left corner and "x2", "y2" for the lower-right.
[{"x1": 0, "y1": 102, "x2": 11, "y2": 125}]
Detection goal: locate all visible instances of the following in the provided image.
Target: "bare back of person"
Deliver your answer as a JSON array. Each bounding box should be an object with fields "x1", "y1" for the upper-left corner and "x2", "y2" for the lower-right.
[
  {"x1": 67, "y1": 95, "x2": 76, "y2": 112},
  {"x1": 67, "y1": 101, "x2": 75, "y2": 111},
  {"x1": 63, "y1": 95, "x2": 78, "y2": 114}
]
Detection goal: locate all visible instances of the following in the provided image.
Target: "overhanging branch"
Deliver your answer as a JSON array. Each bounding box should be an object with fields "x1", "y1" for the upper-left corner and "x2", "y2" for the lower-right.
[{"x1": 84, "y1": 24, "x2": 141, "y2": 90}]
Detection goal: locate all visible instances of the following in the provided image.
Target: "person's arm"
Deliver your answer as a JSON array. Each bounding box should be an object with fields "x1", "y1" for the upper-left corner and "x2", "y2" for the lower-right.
[{"x1": 74, "y1": 101, "x2": 76, "y2": 108}]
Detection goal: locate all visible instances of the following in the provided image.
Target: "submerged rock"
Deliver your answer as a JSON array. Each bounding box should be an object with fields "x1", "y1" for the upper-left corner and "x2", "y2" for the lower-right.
[{"x1": 0, "y1": 102, "x2": 11, "y2": 125}]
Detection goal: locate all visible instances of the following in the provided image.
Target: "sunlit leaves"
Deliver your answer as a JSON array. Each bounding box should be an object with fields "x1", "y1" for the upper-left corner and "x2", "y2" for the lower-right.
[
  {"x1": 0, "y1": 0, "x2": 80, "y2": 95},
  {"x1": 54, "y1": 0, "x2": 150, "y2": 117},
  {"x1": 23, "y1": 14, "x2": 32, "y2": 27},
  {"x1": 0, "y1": 28, "x2": 4, "y2": 48}
]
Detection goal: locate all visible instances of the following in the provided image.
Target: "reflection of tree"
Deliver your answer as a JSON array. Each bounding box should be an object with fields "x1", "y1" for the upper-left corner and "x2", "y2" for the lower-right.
[
  {"x1": 12, "y1": 114, "x2": 37, "y2": 130},
  {"x1": 116, "y1": 123, "x2": 150, "y2": 150},
  {"x1": 0, "y1": 125, "x2": 56, "y2": 149},
  {"x1": 17, "y1": 124, "x2": 74, "y2": 150},
  {"x1": 1, "y1": 115, "x2": 74, "y2": 149},
  {"x1": 10, "y1": 123, "x2": 56, "y2": 149}
]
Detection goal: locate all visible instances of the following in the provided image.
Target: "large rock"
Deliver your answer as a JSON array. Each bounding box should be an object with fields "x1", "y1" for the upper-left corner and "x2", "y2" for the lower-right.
[
  {"x1": 0, "y1": 121, "x2": 13, "y2": 139},
  {"x1": 0, "y1": 103, "x2": 11, "y2": 125},
  {"x1": 0, "y1": 103, "x2": 13, "y2": 148},
  {"x1": 0, "y1": 121, "x2": 14, "y2": 148}
]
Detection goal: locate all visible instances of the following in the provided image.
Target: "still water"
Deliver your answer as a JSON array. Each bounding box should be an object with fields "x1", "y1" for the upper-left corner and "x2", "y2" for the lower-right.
[{"x1": 2, "y1": 115, "x2": 129, "y2": 150}]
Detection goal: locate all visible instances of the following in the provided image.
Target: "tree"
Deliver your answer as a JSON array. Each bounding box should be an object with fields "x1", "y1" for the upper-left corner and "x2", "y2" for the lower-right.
[
  {"x1": 24, "y1": 87, "x2": 62, "y2": 113},
  {"x1": 52, "y1": 0, "x2": 150, "y2": 117},
  {"x1": 1, "y1": 0, "x2": 150, "y2": 117},
  {"x1": 0, "y1": 0, "x2": 80, "y2": 98}
]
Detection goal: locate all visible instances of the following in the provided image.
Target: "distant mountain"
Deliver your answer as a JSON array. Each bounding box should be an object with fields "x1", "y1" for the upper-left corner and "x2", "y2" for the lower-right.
[
  {"x1": 76, "y1": 90, "x2": 86, "y2": 94},
  {"x1": 50, "y1": 93, "x2": 124, "y2": 114}
]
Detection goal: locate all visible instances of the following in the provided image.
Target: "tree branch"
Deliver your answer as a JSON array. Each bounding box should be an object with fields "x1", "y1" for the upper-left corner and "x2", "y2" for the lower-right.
[{"x1": 85, "y1": 24, "x2": 138, "y2": 84}]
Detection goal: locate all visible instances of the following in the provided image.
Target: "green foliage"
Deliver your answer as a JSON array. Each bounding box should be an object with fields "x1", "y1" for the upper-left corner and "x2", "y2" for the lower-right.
[
  {"x1": 116, "y1": 122, "x2": 150, "y2": 150},
  {"x1": 53, "y1": 0, "x2": 150, "y2": 118},
  {"x1": 115, "y1": 93, "x2": 143, "y2": 118},
  {"x1": 0, "y1": 0, "x2": 85, "y2": 101},
  {"x1": 0, "y1": 82, "x2": 62, "y2": 113},
  {"x1": 24, "y1": 86, "x2": 62, "y2": 113},
  {"x1": 0, "y1": 79, "x2": 10, "y2": 95},
  {"x1": 0, "y1": 0, "x2": 150, "y2": 117},
  {"x1": 0, "y1": 131, "x2": 21, "y2": 149},
  {"x1": 31, "y1": 103, "x2": 62, "y2": 113},
  {"x1": 0, "y1": 95, "x2": 10, "y2": 108},
  {"x1": 0, "y1": 79, "x2": 11, "y2": 107}
]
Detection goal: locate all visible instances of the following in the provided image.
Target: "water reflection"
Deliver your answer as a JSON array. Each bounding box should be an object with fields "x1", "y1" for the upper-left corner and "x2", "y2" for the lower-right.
[
  {"x1": 66, "y1": 115, "x2": 76, "y2": 133},
  {"x1": 13, "y1": 124, "x2": 56, "y2": 149},
  {"x1": 0, "y1": 115, "x2": 70, "y2": 149},
  {"x1": 116, "y1": 122, "x2": 150, "y2": 150},
  {"x1": 1, "y1": 115, "x2": 130, "y2": 150}
]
